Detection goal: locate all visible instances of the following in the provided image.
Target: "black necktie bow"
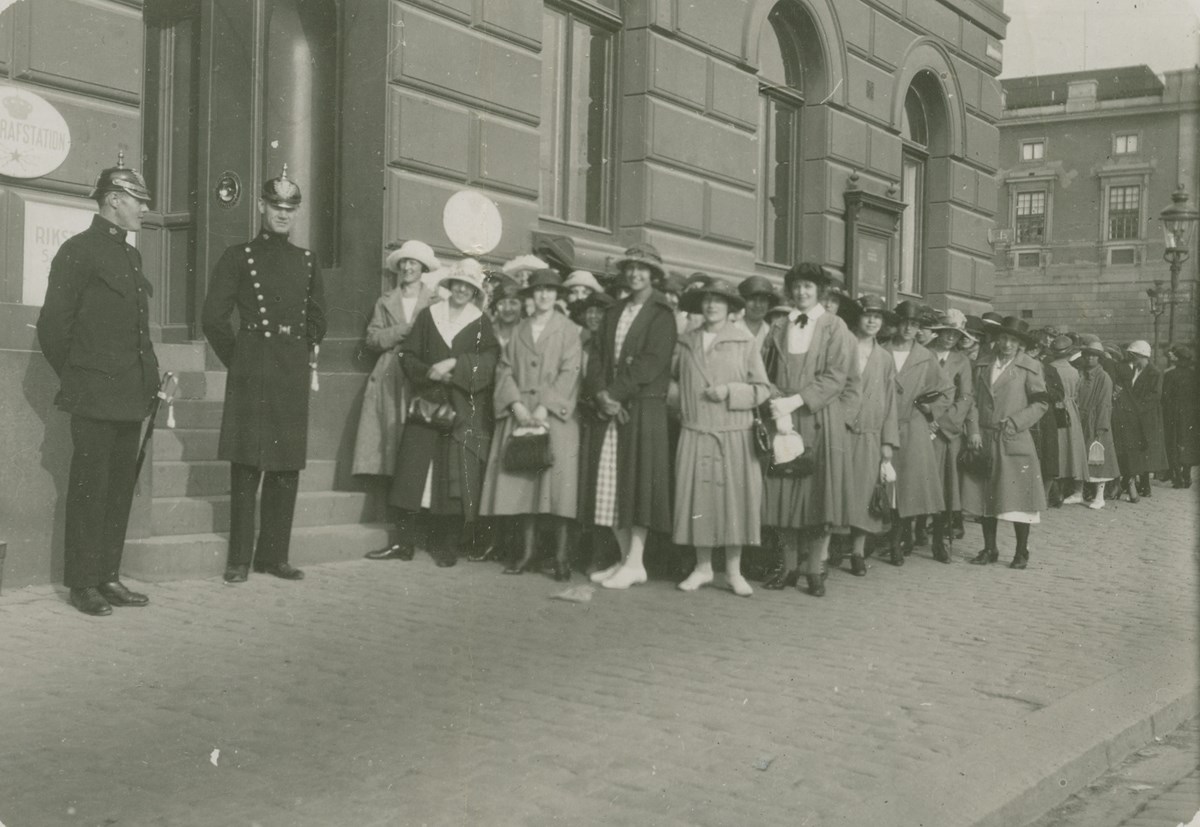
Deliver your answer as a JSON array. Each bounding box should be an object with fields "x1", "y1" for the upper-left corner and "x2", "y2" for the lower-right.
[{"x1": 794, "y1": 313, "x2": 809, "y2": 329}]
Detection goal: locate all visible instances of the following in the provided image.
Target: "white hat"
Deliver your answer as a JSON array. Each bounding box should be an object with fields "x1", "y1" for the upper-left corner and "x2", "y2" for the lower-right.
[
  {"x1": 563, "y1": 270, "x2": 603, "y2": 294},
  {"x1": 385, "y1": 240, "x2": 440, "y2": 273},
  {"x1": 1126, "y1": 340, "x2": 1152, "y2": 358},
  {"x1": 438, "y1": 258, "x2": 487, "y2": 294},
  {"x1": 929, "y1": 308, "x2": 977, "y2": 343},
  {"x1": 501, "y1": 254, "x2": 548, "y2": 278}
]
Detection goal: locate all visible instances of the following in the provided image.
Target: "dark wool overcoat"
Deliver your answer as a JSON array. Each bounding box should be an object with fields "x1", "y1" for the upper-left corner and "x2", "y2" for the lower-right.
[
  {"x1": 1162, "y1": 364, "x2": 1199, "y2": 468},
  {"x1": 1111, "y1": 363, "x2": 1168, "y2": 475},
  {"x1": 388, "y1": 303, "x2": 499, "y2": 521},
  {"x1": 962, "y1": 351, "x2": 1048, "y2": 517},
  {"x1": 582, "y1": 290, "x2": 677, "y2": 532},
  {"x1": 885, "y1": 342, "x2": 953, "y2": 519},
  {"x1": 202, "y1": 231, "x2": 327, "y2": 471},
  {"x1": 37, "y1": 215, "x2": 159, "y2": 422},
  {"x1": 1031, "y1": 354, "x2": 1065, "y2": 481}
]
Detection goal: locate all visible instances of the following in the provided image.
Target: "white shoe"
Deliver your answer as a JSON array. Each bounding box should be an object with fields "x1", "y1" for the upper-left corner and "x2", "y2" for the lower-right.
[
  {"x1": 588, "y1": 562, "x2": 622, "y2": 584},
  {"x1": 600, "y1": 566, "x2": 647, "y2": 590},
  {"x1": 1061, "y1": 493, "x2": 1084, "y2": 505},
  {"x1": 1088, "y1": 497, "x2": 1105, "y2": 510},
  {"x1": 726, "y1": 574, "x2": 754, "y2": 597},
  {"x1": 677, "y1": 570, "x2": 713, "y2": 592}
]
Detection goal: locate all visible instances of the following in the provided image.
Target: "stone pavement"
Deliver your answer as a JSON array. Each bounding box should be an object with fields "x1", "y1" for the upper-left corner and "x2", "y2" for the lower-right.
[{"x1": 0, "y1": 482, "x2": 1196, "y2": 827}]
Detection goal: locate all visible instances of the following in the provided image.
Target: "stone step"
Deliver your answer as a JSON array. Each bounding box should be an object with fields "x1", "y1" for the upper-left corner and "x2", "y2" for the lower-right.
[
  {"x1": 152, "y1": 459, "x2": 339, "y2": 498},
  {"x1": 153, "y1": 341, "x2": 208, "y2": 373},
  {"x1": 153, "y1": 428, "x2": 220, "y2": 461},
  {"x1": 122, "y1": 522, "x2": 392, "y2": 582},
  {"x1": 154, "y1": 398, "x2": 224, "y2": 430},
  {"x1": 152, "y1": 490, "x2": 375, "y2": 536}
]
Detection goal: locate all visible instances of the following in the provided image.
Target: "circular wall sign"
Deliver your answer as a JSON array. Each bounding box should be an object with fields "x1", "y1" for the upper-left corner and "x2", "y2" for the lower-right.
[
  {"x1": 443, "y1": 189, "x2": 503, "y2": 256},
  {"x1": 0, "y1": 84, "x2": 71, "y2": 179}
]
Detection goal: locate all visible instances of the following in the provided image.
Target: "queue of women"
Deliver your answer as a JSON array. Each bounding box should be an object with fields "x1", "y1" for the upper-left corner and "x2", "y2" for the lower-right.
[{"x1": 351, "y1": 239, "x2": 1199, "y2": 597}]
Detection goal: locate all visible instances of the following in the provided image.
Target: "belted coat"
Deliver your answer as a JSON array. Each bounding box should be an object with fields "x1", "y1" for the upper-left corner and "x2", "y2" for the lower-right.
[
  {"x1": 581, "y1": 291, "x2": 677, "y2": 532},
  {"x1": 962, "y1": 351, "x2": 1049, "y2": 517},
  {"x1": 885, "y1": 343, "x2": 953, "y2": 519},
  {"x1": 202, "y1": 230, "x2": 327, "y2": 471},
  {"x1": 480, "y1": 312, "x2": 582, "y2": 519},
  {"x1": 351, "y1": 283, "x2": 436, "y2": 476},
  {"x1": 37, "y1": 215, "x2": 159, "y2": 422}
]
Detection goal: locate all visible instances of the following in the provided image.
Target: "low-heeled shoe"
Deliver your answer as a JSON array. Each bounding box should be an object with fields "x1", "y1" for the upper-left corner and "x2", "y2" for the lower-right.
[
  {"x1": 253, "y1": 561, "x2": 305, "y2": 580},
  {"x1": 98, "y1": 581, "x2": 149, "y2": 606},
  {"x1": 69, "y1": 587, "x2": 112, "y2": 616},
  {"x1": 224, "y1": 565, "x2": 249, "y2": 584},
  {"x1": 365, "y1": 544, "x2": 414, "y2": 561}
]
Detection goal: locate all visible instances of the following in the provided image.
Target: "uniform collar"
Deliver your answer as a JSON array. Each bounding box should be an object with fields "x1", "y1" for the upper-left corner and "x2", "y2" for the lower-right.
[
  {"x1": 258, "y1": 229, "x2": 290, "y2": 244},
  {"x1": 91, "y1": 214, "x2": 127, "y2": 242}
]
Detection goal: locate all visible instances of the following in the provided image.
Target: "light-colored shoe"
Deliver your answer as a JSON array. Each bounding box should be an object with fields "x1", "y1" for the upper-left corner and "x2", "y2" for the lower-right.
[
  {"x1": 600, "y1": 566, "x2": 647, "y2": 590},
  {"x1": 677, "y1": 570, "x2": 713, "y2": 592},
  {"x1": 726, "y1": 574, "x2": 754, "y2": 597},
  {"x1": 588, "y1": 562, "x2": 622, "y2": 584},
  {"x1": 1061, "y1": 493, "x2": 1084, "y2": 505},
  {"x1": 1088, "y1": 497, "x2": 1105, "y2": 510}
]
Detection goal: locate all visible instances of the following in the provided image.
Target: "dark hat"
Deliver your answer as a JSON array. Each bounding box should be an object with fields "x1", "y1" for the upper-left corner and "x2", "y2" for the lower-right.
[
  {"x1": 91, "y1": 151, "x2": 151, "y2": 203},
  {"x1": 521, "y1": 268, "x2": 566, "y2": 296},
  {"x1": 684, "y1": 271, "x2": 713, "y2": 292},
  {"x1": 842, "y1": 293, "x2": 897, "y2": 326},
  {"x1": 981, "y1": 311, "x2": 1005, "y2": 328},
  {"x1": 614, "y1": 243, "x2": 665, "y2": 277},
  {"x1": 823, "y1": 271, "x2": 849, "y2": 299},
  {"x1": 1169, "y1": 344, "x2": 1194, "y2": 363},
  {"x1": 765, "y1": 304, "x2": 793, "y2": 322},
  {"x1": 891, "y1": 300, "x2": 926, "y2": 322},
  {"x1": 658, "y1": 272, "x2": 688, "y2": 297},
  {"x1": 578, "y1": 290, "x2": 615, "y2": 312},
  {"x1": 993, "y1": 316, "x2": 1038, "y2": 347},
  {"x1": 1048, "y1": 334, "x2": 1080, "y2": 359},
  {"x1": 532, "y1": 236, "x2": 575, "y2": 277},
  {"x1": 678, "y1": 279, "x2": 745, "y2": 314},
  {"x1": 605, "y1": 271, "x2": 632, "y2": 297},
  {"x1": 965, "y1": 315, "x2": 990, "y2": 338},
  {"x1": 738, "y1": 275, "x2": 782, "y2": 305},
  {"x1": 489, "y1": 274, "x2": 523, "y2": 303},
  {"x1": 783, "y1": 262, "x2": 834, "y2": 290},
  {"x1": 917, "y1": 305, "x2": 942, "y2": 328},
  {"x1": 261, "y1": 163, "x2": 302, "y2": 207}
]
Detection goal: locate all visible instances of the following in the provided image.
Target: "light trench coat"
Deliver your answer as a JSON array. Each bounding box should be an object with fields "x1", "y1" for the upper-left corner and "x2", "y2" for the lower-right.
[
  {"x1": 351, "y1": 283, "x2": 435, "y2": 476},
  {"x1": 671, "y1": 324, "x2": 771, "y2": 547},
  {"x1": 1050, "y1": 358, "x2": 1089, "y2": 480},
  {"x1": 842, "y1": 342, "x2": 899, "y2": 533},
  {"x1": 886, "y1": 342, "x2": 953, "y2": 519},
  {"x1": 480, "y1": 313, "x2": 583, "y2": 519}
]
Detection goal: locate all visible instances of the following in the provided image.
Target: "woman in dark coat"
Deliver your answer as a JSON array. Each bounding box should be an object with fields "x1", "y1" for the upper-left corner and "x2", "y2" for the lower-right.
[
  {"x1": 373, "y1": 259, "x2": 499, "y2": 566},
  {"x1": 584, "y1": 244, "x2": 677, "y2": 590},
  {"x1": 1162, "y1": 344, "x2": 1198, "y2": 488},
  {"x1": 1029, "y1": 340, "x2": 1064, "y2": 503},
  {"x1": 1113, "y1": 340, "x2": 1168, "y2": 499}
]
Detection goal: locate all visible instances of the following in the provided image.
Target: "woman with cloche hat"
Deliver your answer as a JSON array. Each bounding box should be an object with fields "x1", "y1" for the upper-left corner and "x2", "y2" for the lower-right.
[
  {"x1": 479, "y1": 269, "x2": 582, "y2": 581},
  {"x1": 882, "y1": 300, "x2": 954, "y2": 564},
  {"x1": 840, "y1": 294, "x2": 900, "y2": 575},
  {"x1": 671, "y1": 280, "x2": 772, "y2": 597},
  {"x1": 1112, "y1": 340, "x2": 1168, "y2": 500},
  {"x1": 1074, "y1": 334, "x2": 1120, "y2": 507},
  {"x1": 369, "y1": 258, "x2": 500, "y2": 566},
  {"x1": 962, "y1": 317, "x2": 1049, "y2": 569},
  {"x1": 353, "y1": 240, "x2": 440, "y2": 478},
  {"x1": 759, "y1": 262, "x2": 858, "y2": 597}
]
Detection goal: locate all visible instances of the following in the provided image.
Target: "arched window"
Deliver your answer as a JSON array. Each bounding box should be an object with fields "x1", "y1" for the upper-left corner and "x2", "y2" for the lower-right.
[{"x1": 899, "y1": 72, "x2": 947, "y2": 296}]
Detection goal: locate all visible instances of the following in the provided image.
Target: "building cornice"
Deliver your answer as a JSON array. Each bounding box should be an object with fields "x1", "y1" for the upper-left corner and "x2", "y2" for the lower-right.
[{"x1": 1001, "y1": 100, "x2": 1200, "y2": 127}]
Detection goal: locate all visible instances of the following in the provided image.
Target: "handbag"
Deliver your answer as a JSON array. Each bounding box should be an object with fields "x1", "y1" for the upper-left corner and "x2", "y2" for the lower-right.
[
  {"x1": 868, "y1": 480, "x2": 893, "y2": 519},
  {"x1": 408, "y1": 394, "x2": 456, "y2": 434},
  {"x1": 503, "y1": 426, "x2": 554, "y2": 473},
  {"x1": 1053, "y1": 402, "x2": 1070, "y2": 428},
  {"x1": 752, "y1": 406, "x2": 772, "y2": 460},
  {"x1": 957, "y1": 441, "x2": 992, "y2": 478},
  {"x1": 1087, "y1": 440, "x2": 1105, "y2": 466}
]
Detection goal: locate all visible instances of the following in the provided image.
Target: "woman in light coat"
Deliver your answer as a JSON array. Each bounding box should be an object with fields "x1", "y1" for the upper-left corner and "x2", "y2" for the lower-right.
[
  {"x1": 840, "y1": 294, "x2": 899, "y2": 576},
  {"x1": 883, "y1": 301, "x2": 953, "y2": 565},
  {"x1": 480, "y1": 269, "x2": 582, "y2": 581},
  {"x1": 1074, "y1": 335, "x2": 1120, "y2": 508},
  {"x1": 926, "y1": 309, "x2": 976, "y2": 552},
  {"x1": 353, "y1": 240, "x2": 438, "y2": 477},
  {"x1": 963, "y1": 317, "x2": 1049, "y2": 569},
  {"x1": 671, "y1": 281, "x2": 771, "y2": 597},
  {"x1": 1045, "y1": 335, "x2": 1090, "y2": 503}
]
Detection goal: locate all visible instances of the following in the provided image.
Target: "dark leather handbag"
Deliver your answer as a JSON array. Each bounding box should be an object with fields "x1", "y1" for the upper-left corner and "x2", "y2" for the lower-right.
[
  {"x1": 1053, "y1": 402, "x2": 1070, "y2": 428},
  {"x1": 503, "y1": 426, "x2": 554, "y2": 473},
  {"x1": 957, "y1": 441, "x2": 992, "y2": 478},
  {"x1": 752, "y1": 406, "x2": 772, "y2": 460},
  {"x1": 408, "y1": 395, "x2": 456, "y2": 434},
  {"x1": 868, "y1": 480, "x2": 893, "y2": 519}
]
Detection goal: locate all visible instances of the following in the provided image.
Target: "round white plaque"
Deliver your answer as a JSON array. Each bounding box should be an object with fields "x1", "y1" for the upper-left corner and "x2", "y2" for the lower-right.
[
  {"x1": 0, "y1": 84, "x2": 72, "y2": 179},
  {"x1": 442, "y1": 189, "x2": 503, "y2": 256}
]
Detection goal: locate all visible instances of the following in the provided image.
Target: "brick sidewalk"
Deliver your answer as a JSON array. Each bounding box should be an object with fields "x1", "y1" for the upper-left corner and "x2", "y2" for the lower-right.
[{"x1": 0, "y1": 484, "x2": 1196, "y2": 826}]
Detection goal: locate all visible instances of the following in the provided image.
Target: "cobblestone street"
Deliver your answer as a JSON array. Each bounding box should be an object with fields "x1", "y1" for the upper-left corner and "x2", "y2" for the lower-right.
[{"x1": 1, "y1": 483, "x2": 1196, "y2": 827}]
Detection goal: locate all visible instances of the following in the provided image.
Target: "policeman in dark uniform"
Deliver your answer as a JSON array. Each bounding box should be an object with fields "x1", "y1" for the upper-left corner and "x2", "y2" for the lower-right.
[
  {"x1": 36, "y1": 155, "x2": 159, "y2": 616},
  {"x1": 202, "y1": 165, "x2": 327, "y2": 583}
]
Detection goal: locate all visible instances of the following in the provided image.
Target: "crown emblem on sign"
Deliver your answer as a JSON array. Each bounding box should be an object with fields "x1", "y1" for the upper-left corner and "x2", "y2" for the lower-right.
[
  {"x1": 2, "y1": 95, "x2": 33, "y2": 119},
  {"x1": 274, "y1": 163, "x2": 299, "y2": 199}
]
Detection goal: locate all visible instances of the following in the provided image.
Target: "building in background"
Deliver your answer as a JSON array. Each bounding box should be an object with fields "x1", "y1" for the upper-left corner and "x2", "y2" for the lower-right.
[
  {"x1": 0, "y1": 0, "x2": 1006, "y2": 586},
  {"x1": 993, "y1": 65, "x2": 1200, "y2": 347}
]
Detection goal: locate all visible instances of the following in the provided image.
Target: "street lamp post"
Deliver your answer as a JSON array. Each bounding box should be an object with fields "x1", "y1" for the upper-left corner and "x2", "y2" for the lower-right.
[
  {"x1": 1146, "y1": 281, "x2": 1165, "y2": 356},
  {"x1": 1159, "y1": 185, "x2": 1199, "y2": 346}
]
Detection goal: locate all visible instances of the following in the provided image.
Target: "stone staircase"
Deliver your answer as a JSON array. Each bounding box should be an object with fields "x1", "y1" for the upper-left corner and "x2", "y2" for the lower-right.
[{"x1": 122, "y1": 342, "x2": 389, "y2": 581}]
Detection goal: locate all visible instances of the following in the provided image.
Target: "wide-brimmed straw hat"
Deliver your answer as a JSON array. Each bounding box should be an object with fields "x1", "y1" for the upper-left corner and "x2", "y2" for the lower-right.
[
  {"x1": 563, "y1": 270, "x2": 603, "y2": 295},
  {"x1": 439, "y1": 258, "x2": 487, "y2": 294},
  {"x1": 678, "y1": 279, "x2": 745, "y2": 314},
  {"x1": 738, "y1": 275, "x2": 782, "y2": 306},
  {"x1": 1077, "y1": 334, "x2": 1105, "y2": 356},
  {"x1": 1048, "y1": 334, "x2": 1080, "y2": 360},
  {"x1": 929, "y1": 308, "x2": 976, "y2": 343},
  {"x1": 614, "y1": 243, "x2": 666, "y2": 277},
  {"x1": 385, "y1": 239, "x2": 440, "y2": 273},
  {"x1": 992, "y1": 316, "x2": 1039, "y2": 347}
]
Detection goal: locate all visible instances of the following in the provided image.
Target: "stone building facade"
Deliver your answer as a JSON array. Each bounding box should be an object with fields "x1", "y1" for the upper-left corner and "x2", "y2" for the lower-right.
[
  {"x1": 993, "y1": 65, "x2": 1200, "y2": 349},
  {"x1": 0, "y1": 0, "x2": 1006, "y2": 586}
]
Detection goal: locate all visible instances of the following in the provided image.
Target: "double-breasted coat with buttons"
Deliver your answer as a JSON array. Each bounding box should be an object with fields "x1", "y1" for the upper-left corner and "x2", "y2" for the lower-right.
[
  {"x1": 962, "y1": 351, "x2": 1049, "y2": 517},
  {"x1": 201, "y1": 231, "x2": 327, "y2": 471},
  {"x1": 582, "y1": 291, "x2": 677, "y2": 532},
  {"x1": 351, "y1": 283, "x2": 436, "y2": 476},
  {"x1": 480, "y1": 312, "x2": 582, "y2": 519},
  {"x1": 671, "y1": 324, "x2": 771, "y2": 548},
  {"x1": 37, "y1": 215, "x2": 160, "y2": 421},
  {"x1": 842, "y1": 342, "x2": 899, "y2": 534},
  {"x1": 885, "y1": 342, "x2": 953, "y2": 519},
  {"x1": 931, "y1": 349, "x2": 974, "y2": 512}
]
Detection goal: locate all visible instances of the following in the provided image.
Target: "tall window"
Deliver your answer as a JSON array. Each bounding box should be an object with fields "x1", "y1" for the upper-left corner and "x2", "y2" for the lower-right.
[
  {"x1": 757, "y1": 4, "x2": 809, "y2": 265},
  {"x1": 540, "y1": 5, "x2": 615, "y2": 228},
  {"x1": 899, "y1": 85, "x2": 930, "y2": 295},
  {"x1": 1014, "y1": 191, "x2": 1047, "y2": 245},
  {"x1": 1107, "y1": 185, "x2": 1141, "y2": 240}
]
